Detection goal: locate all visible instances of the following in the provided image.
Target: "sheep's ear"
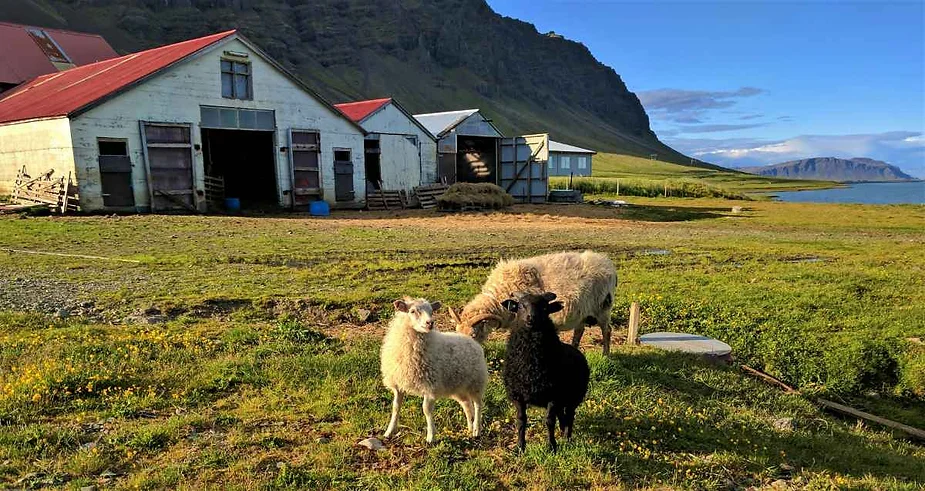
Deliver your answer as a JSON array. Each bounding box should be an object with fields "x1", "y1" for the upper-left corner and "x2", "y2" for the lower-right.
[
  {"x1": 501, "y1": 299, "x2": 519, "y2": 313},
  {"x1": 448, "y1": 307, "x2": 461, "y2": 323},
  {"x1": 393, "y1": 300, "x2": 409, "y2": 313},
  {"x1": 430, "y1": 301, "x2": 442, "y2": 311},
  {"x1": 547, "y1": 301, "x2": 564, "y2": 314},
  {"x1": 541, "y1": 292, "x2": 557, "y2": 302}
]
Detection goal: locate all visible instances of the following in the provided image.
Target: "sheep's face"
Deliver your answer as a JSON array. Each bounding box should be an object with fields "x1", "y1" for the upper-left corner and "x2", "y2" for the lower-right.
[
  {"x1": 393, "y1": 298, "x2": 442, "y2": 333},
  {"x1": 450, "y1": 306, "x2": 502, "y2": 343},
  {"x1": 501, "y1": 292, "x2": 563, "y2": 330}
]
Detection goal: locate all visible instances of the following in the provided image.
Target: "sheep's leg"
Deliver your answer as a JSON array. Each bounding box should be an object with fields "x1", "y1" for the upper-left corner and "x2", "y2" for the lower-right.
[
  {"x1": 513, "y1": 399, "x2": 528, "y2": 453},
  {"x1": 472, "y1": 396, "x2": 482, "y2": 437},
  {"x1": 384, "y1": 388, "x2": 404, "y2": 438},
  {"x1": 456, "y1": 398, "x2": 474, "y2": 433},
  {"x1": 571, "y1": 325, "x2": 585, "y2": 348},
  {"x1": 545, "y1": 402, "x2": 559, "y2": 453},
  {"x1": 563, "y1": 405, "x2": 576, "y2": 440},
  {"x1": 422, "y1": 396, "x2": 436, "y2": 443},
  {"x1": 557, "y1": 406, "x2": 568, "y2": 435},
  {"x1": 600, "y1": 315, "x2": 612, "y2": 356}
]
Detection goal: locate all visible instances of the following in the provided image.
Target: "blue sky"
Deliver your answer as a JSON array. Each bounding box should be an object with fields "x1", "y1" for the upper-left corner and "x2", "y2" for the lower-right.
[{"x1": 487, "y1": 0, "x2": 925, "y2": 176}]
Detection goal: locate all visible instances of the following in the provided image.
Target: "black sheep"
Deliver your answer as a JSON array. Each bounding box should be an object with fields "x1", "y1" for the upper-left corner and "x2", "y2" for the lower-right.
[{"x1": 501, "y1": 291, "x2": 590, "y2": 453}]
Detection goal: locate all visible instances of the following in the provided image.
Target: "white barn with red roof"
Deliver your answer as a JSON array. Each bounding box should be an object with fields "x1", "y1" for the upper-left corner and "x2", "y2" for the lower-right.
[
  {"x1": 334, "y1": 98, "x2": 437, "y2": 194},
  {"x1": 0, "y1": 30, "x2": 367, "y2": 212}
]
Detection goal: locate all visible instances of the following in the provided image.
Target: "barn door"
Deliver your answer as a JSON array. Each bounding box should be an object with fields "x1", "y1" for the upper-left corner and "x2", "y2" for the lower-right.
[
  {"x1": 289, "y1": 129, "x2": 321, "y2": 208},
  {"x1": 140, "y1": 122, "x2": 196, "y2": 212},
  {"x1": 499, "y1": 134, "x2": 549, "y2": 203},
  {"x1": 97, "y1": 139, "x2": 134, "y2": 208},
  {"x1": 333, "y1": 149, "x2": 354, "y2": 202}
]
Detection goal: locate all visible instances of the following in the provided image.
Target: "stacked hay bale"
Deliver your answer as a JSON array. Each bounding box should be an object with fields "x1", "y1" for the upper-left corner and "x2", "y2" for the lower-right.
[{"x1": 436, "y1": 183, "x2": 514, "y2": 211}]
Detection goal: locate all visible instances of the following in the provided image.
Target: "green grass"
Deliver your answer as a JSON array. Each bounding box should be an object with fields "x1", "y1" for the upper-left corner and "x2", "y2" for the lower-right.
[
  {"x1": 587, "y1": 153, "x2": 840, "y2": 194},
  {"x1": 0, "y1": 200, "x2": 923, "y2": 488},
  {"x1": 551, "y1": 176, "x2": 751, "y2": 200}
]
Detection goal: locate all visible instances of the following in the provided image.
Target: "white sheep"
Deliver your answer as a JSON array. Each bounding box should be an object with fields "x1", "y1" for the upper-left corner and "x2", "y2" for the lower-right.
[
  {"x1": 380, "y1": 297, "x2": 488, "y2": 443},
  {"x1": 449, "y1": 250, "x2": 617, "y2": 354}
]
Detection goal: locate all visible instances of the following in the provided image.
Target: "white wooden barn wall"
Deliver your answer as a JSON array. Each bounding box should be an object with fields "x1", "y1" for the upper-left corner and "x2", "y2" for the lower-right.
[
  {"x1": 360, "y1": 104, "x2": 438, "y2": 187},
  {"x1": 0, "y1": 118, "x2": 76, "y2": 195},
  {"x1": 69, "y1": 38, "x2": 365, "y2": 211}
]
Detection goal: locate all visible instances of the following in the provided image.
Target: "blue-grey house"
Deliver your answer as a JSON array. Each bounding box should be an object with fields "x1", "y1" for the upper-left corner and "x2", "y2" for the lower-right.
[{"x1": 548, "y1": 140, "x2": 596, "y2": 176}]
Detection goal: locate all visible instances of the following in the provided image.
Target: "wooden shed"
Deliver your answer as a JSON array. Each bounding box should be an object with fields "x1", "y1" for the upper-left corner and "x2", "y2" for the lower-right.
[
  {"x1": 0, "y1": 30, "x2": 367, "y2": 212},
  {"x1": 413, "y1": 109, "x2": 550, "y2": 203},
  {"x1": 334, "y1": 98, "x2": 438, "y2": 195}
]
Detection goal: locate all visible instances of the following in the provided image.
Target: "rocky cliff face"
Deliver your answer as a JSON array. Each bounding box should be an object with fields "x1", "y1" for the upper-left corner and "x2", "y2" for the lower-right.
[
  {"x1": 742, "y1": 157, "x2": 917, "y2": 182},
  {"x1": 0, "y1": 0, "x2": 696, "y2": 164}
]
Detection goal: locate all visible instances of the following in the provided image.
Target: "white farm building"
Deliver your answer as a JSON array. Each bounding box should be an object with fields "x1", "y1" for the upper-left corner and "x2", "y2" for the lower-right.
[
  {"x1": 0, "y1": 30, "x2": 367, "y2": 212},
  {"x1": 334, "y1": 98, "x2": 438, "y2": 194}
]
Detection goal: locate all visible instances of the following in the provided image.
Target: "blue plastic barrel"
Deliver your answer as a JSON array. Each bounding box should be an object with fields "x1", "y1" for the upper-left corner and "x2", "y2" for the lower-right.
[
  {"x1": 309, "y1": 200, "x2": 330, "y2": 216},
  {"x1": 224, "y1": 197, "x2": 241, "y2": 211}
]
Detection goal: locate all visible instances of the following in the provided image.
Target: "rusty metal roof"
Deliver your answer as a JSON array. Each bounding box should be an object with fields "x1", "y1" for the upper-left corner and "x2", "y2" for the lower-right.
[
  {"x1": 334, "y1": 98, "x2": 391, "y2": 123},
  {"x1": 0, "y1": 30, "x2": 236, "y2": 125},
  {"x1": 0, "y1": 22, "x2": 119, "y2": 86}
]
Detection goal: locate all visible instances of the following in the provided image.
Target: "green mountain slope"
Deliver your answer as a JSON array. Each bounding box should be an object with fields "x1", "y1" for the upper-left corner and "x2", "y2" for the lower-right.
[{"x1": 0, "y1": 0, "x2": 710, "y2": 167}]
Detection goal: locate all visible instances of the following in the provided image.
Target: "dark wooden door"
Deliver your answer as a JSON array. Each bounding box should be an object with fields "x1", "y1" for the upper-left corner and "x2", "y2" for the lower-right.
[
  {"x1": 334, "y1": 149, "x2": 354, "y2": 202},
  {"x1": 289, "y1": 130, "x2": 321, "y2": 208},
  {"x1": 99, "y1": 155, "x2": 134, "y2": 207}
]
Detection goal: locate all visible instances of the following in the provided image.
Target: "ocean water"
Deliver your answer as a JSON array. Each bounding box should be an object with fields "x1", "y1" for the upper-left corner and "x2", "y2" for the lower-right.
[{"x1": 773, "y1": 181, "x2": 925, "y2": 204}]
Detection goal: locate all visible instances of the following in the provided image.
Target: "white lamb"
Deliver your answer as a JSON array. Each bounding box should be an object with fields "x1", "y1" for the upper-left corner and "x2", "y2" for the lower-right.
[
  {"x1": 449, "y1": 250, "x2": 617, "y2": 354},
  {"x1": 380, "y1": 297, "x2": 488, "y2": 443}
]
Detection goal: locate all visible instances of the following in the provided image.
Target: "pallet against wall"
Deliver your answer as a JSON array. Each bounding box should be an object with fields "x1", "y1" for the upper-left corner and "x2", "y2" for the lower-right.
[
  {"x1": 367, "y1": 189, "x2": 408, "y2": 211},
  {"x1": 413, "y1": 183, "x2": 449, "y2": 209},
  {"x1": 12, "y1": 167, "x2": 79, "y2": 213}
]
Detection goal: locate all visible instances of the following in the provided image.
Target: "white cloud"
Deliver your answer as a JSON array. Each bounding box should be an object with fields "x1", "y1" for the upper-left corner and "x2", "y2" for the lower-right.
[{"x1": 664, "y1": 131, "x2": 925, "y2": 177}]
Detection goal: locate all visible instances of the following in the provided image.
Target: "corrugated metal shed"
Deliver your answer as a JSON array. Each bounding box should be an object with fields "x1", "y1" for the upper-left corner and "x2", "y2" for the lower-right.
[
  {"x1": 549, "y1": 140, "x2": 596, "y2": 154},
  {"x1": 413, "y1": 109, "x2": 479, "y2": 137},
  {"x1": 0, "y1": 22, "x2": 118, "y2": 86},
  {"x1": 0, "y1": 30, "x2": 236, "y2": 125},
  {"x1": 334, "y1": 97, "x2": 391, "y2": 123}
]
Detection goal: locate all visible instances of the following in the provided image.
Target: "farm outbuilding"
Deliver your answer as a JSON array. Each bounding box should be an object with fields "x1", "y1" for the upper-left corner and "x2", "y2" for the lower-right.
[
  {"x1": 0, "y1": 22, "x2": 118, "y2": 94},
  {"x1": 334, "y1": 98, "x2": 438, "y2": 194},
  {"x1": 413, "y1": 109, "x2": 550, "y2": 203},
  {"x1": 0, "y1": 30, "x2": 367, "y2": 212},
  {"x1": 548, "y1": 140, "x2": 596, "y2": 177}
]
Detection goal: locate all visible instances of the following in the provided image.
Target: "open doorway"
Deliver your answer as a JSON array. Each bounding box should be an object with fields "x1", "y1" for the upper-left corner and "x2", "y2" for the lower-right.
[
  {"x1": 456, "y1": 136, "x2": 497, "y2": 183},
  {"x1": 201, "y1": 129, "x2": 277, "y2": 208},
  {"x1": 364, "y1": 138, "x2": 381, "y2": 192}
]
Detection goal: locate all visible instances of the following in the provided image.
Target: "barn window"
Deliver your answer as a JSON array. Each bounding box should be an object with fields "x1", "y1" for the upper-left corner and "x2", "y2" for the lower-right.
[
  {"x1": 548, "y1": 156, "x2": 555, "y2": 169},
  {"x1": 98, "y1": 139, "x2": 128, "y2": 156},
  {"x1": 221, "y1": 60, "x2": 252, "y2": 100},
  {"x1": 577, "y1": 156, "x2": 588, "y2": 169},
  {"x1": 560, "y1": 156, "x2": 570, "y2": 169}
]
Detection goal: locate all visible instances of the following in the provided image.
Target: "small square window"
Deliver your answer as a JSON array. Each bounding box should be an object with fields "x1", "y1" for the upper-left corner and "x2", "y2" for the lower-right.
[
  {"x1": 560, "y1": 156, "x2": 570, "y2": 169},
  {"x1": 578, "y1": 156, "x2": 588, "y2": 169},
  {"x1": 334, "y1": 150, "x2": 351, "y2": 161}
]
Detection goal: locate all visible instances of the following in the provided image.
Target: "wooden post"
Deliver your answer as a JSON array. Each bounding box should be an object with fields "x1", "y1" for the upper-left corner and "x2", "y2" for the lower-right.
[
  {"x1": 664, "y1": 182, "x2": 668, "y2": 198},
  {"x1": 626, "y1": 302, "x2": 640, "y2": 345},
  {"x1": 616, "y1": 178, "x2": 620, "y2": 196}
]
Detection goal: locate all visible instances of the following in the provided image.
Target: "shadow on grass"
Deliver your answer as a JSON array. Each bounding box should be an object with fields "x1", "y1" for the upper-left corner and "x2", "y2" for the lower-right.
[{"x1": 579, "y1": 350, "x2": 925, "y2": 485}]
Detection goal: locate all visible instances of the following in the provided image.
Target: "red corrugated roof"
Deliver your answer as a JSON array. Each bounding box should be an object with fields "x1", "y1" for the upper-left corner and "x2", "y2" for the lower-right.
[
  {"x1": 334, "y1": 98, "x2": 391, "y2": 123},
  {"x1": 0, "y1": 30, "x2": 236, "y2": 125},
  {"x1": 0, "y1": 22, "x2": 119, "y2": 86}
]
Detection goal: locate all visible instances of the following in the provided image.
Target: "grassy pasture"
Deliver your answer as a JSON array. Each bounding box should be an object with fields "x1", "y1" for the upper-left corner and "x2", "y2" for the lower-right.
[
  {"x1": 577, "y1": 153, "x2": 840, "y2": 195},
  {"x1": 0, "y1": 198, "x2": 923, "y2": 489}
]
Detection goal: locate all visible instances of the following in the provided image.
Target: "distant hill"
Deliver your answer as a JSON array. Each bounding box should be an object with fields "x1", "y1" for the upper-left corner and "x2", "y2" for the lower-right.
[
  {"x1": 0, "y1": 0, "x2": 721, "y2": 169},
  {"x1": 742, "y1": 157, "x2": 917, "y2": 182}
]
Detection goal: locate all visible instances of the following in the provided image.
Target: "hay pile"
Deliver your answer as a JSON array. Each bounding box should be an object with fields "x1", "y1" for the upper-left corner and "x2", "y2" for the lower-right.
[{"x1": 436, "y1": 182, "x2": 514, "y2": 211}]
